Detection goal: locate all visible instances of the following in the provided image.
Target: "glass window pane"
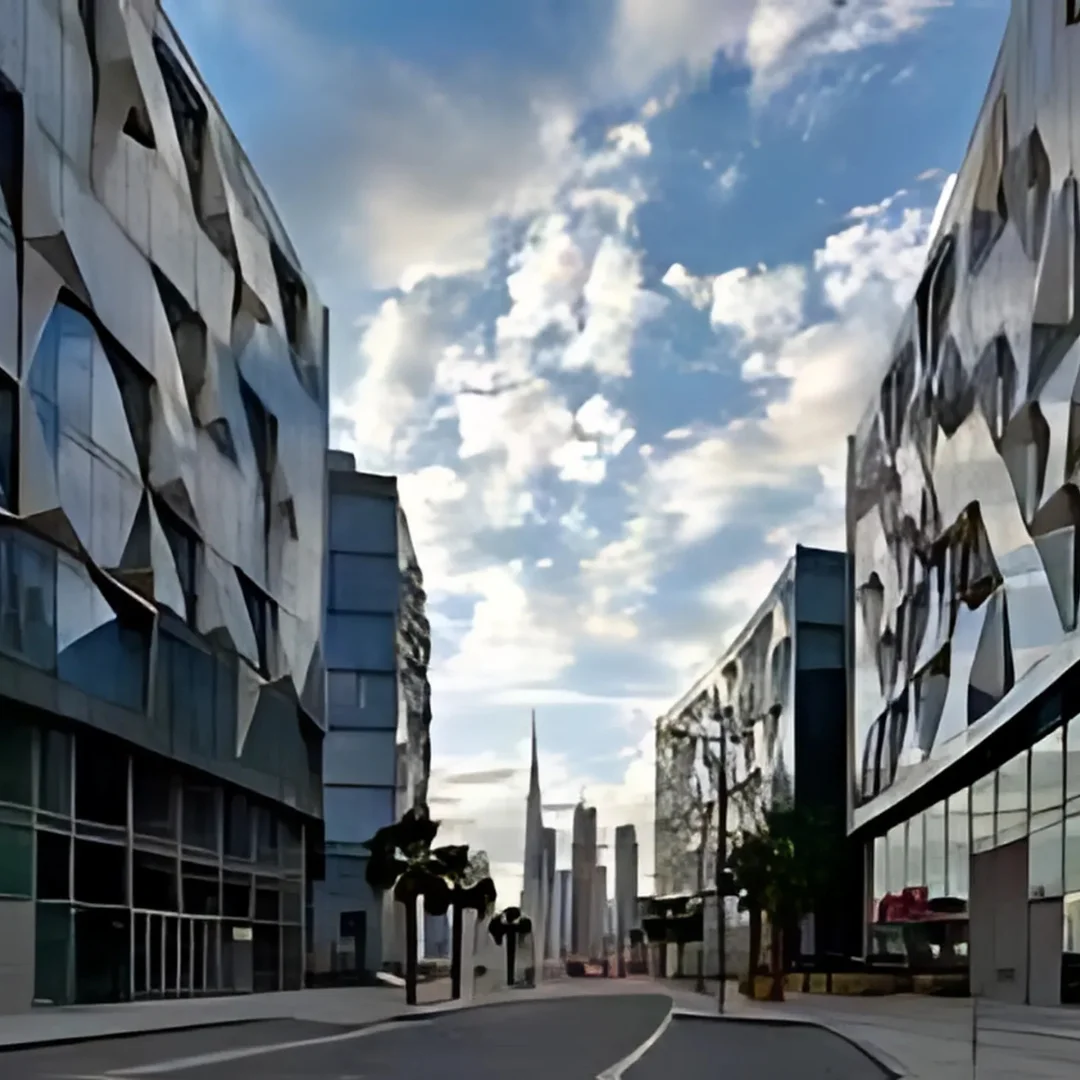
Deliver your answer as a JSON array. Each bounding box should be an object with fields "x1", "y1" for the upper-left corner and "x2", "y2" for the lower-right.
[
  {"x1": 1032, "y1": 725, "x2": 1065, "y2": 829},
  {"x1": 1068, "y1": 721, "x2": 1080, "y2": 810},
  {"x1": 925, "y1": 801, "x2": 946, "y2": 898},
  {"x1": 906, "y1": 812, "x2": 925, "y2": 888},
  {"x1": 996, "y1": 754, "x2": 1028, "y2": 846},
  {"x1": 972, "y1": 773, "x2": 995, "y2": 853},
  {"x1": 872, "y1": 835, "x2": 887, "y2": 912},
  {"x1": 1066, "y1": 815, "x2": 1080, "y2": 894},
  {"x1": 0, "y1": 716, "x2": 33, "y2": 807},
  {"x1": 38, "y1": 728, "x2": 72, "y2": 816},
  {"x1": 0, "y1": 822, "x2": 33, "y2": 896},
  {"x1": 947, "y1": 788, "x2": 970, "y2": 899},
  {"x1": 1030, "y1": 820, "x2": 1064, "y2": 899},
  {"x1": 886, "y1": 823, "x2": 906, "y2": 893}
]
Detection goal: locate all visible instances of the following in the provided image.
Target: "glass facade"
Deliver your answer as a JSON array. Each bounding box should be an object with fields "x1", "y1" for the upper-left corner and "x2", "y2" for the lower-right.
[{"x1": 0, "y1": 715, "x2": 305, "y2": 1004}]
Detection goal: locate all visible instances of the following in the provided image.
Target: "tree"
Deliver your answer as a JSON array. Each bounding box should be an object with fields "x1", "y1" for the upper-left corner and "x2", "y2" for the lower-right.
[
  {"x1": 463, "y1": 849, "x2": 491, "y2": 887},
  {"x1": 727, "y1": 804, "x2": 836, "y2": 1002},
  {"x1": 488, "y1": 906, "x2": 533, "y2": 988},
  {"x1": 362, "y1": 807, "x2": 496, "y2": 1005}
]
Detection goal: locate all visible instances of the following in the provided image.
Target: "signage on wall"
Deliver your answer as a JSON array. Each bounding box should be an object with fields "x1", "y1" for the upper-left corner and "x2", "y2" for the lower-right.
[{"x1": 232, "y1": 927, "x2": 253, "y2": 942}]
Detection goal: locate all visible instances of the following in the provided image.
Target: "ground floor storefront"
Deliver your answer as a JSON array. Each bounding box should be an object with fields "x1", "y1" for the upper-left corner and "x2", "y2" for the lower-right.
[
  {"x1": 865, "y1": 706, "x2": 1080, "y2": 1005},
  {"x1": 0, "y1": 715, "x2": 311, "y2": 1012}
]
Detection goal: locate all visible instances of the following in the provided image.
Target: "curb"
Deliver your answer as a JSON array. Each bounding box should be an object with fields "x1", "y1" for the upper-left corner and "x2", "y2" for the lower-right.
[
  {"x1": 669, "y1": 1008, "x2": 906, "y2": 1079},
  {"x1": 0, "y1": 1018, "x2": 264, "y2": 1055}
]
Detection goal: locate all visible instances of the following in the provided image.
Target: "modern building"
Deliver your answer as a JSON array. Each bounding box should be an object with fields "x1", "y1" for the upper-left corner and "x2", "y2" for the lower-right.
[
  {"x1": 848, "y1": 2, "x2": 1080, "y2": 1008},
  {"x1": 0, "y1": 1, "x2": 328, "y2": 1012},
  {"x1": 614, "y1": 824, "x2": 639, "y2": 955},
  {"x1": 550, "y1": 868, "x2": 572, "y2": 958},
  {"x1": 654, "y1": 546, "x2": 860, "y2": 962},
  {"x1": 571, "y1": 801, "x2": 598, "y2": 957},
  {"x1": 310, "y1": 455, "x2": 432, "y2": 979}
]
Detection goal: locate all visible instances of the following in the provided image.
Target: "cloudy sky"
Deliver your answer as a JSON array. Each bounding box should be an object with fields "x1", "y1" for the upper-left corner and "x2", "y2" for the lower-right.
[{"x1": 169, "y1": 0, "x2": 1009, "y2": 903}]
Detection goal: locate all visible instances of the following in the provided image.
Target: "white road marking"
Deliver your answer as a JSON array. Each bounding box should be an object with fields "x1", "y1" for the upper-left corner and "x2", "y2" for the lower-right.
[
  {"x1": 93, "y1": 1019, "x2": 430, "y2": 1075},
  {"x1": 596, "y1": 1002, "x2": 675, "y2": 1080}
]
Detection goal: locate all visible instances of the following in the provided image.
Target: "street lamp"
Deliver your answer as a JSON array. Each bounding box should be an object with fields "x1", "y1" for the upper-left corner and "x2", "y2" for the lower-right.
[{"x1": 666, "y1": 689, "x2": 738, "y2": 1014}]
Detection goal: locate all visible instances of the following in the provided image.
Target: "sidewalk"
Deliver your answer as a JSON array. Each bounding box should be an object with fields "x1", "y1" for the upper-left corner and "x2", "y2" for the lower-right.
[{"x1": 659, "y1": 979, "x2": 1080, "y2": 1079}]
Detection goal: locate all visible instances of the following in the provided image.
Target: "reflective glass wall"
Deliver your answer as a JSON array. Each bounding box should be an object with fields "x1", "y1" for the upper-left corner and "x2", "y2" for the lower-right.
[{"x1": 0, "y1": 711, "x2": 305, "y2": 1005}]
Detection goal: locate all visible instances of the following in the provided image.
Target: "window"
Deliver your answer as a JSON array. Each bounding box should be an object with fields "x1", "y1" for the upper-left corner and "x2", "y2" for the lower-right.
[
  {"x1": 270, "y1": 243, "x2": 307, "y2": 355},
  {"x1": 925, "y1": 801, "x2": 946, "y2": 898},
  {"x1": 996, "y1": 753, "x2": 1029, "y2": 846},
  {"x1": 238, "y1": 571, "x2": 275, "y2": 676},
  {"x1": 122, "y1": 105, "x2": 155, "y2": 149},
  {"x1": 327, "y1": 670, "x2": 359, "y2": 706},
  {"x1": 1070, "y1": 1, "x2": 1080, "y2": 27},
  {"x1": 0, "y1": 374, "x2": 14, "y2": 510},
  {"x1": 0, "y1": 76, "x2": 23, "y2": 232},
  {"x1": 38, "y1": 729, "x2": 72, "y2": 817},
  {"x1": 1030, "y1": 821, "x2": 1064, "y2": 899},
  {"x1": 158, "y1": 501, "x2": 198, "y2": 624},
  {"x1": 1068, "y1": 720, "x2": 1080, "y2": 810},
  {"x1": 971, "y1": 773, "x2": 995, "y2": 853},
  {"x1": 947, "y1": 788, "x2": 969, "y2": 899},
  {"x1": 1032, "y1": 725, "x2": 1065, "y2": 829},
  {"x1": 152, "y1": 38, "x2": 207, "y2": 215}
]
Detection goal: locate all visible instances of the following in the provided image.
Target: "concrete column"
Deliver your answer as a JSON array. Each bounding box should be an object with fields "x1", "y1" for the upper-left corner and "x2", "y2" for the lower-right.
[{"x1": 1028, "y1": 898, "x2": 1062, "y2": 1006}]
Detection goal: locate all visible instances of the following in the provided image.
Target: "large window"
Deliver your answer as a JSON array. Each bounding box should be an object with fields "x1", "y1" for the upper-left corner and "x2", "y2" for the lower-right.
[
  {"x1": 946, "y1": 788, "x2": 970, "y2": 898},
  {"x1": 996, "y1": 754, "x2": 1029, "y2": 846},
  {"x1": 906, "y1": 811, "x2": 925, "y2": 888},
  {"x1": 971, "y1": 773, "x2": 995, "y2": 853},
  {"x1": 1068, "y1": 720, "x2": 1080, "y2": 811},
  {"x1": 1032, "y1": 725, "x2": 1066, "y2": 829},
  {"x1": 157, "y1": 502, "x2": 198, "y2": 625},
  {"x1": 925, "y1": 800, "x2": 947, "y2": 897}
]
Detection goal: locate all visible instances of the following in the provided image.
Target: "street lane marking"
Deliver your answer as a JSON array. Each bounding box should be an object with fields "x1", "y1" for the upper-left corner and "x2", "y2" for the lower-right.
[
  {"x1": 596, "y1": 1002, "x2": 674, "y2": 1080},
  {"x1": 92, "y1": 1020, "x2": 431, "y2": 1075}
]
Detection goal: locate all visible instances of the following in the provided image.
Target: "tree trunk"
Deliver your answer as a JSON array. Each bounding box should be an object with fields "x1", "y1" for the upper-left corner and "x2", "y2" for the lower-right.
[
  {"x1": 450, "y1": 894, "x2": 464, "y2": 1000},
  {"x1": 769, "y1": 923, "x2": 784, "y2": 1002},
  {"x1": 404, "y1": 899, "x2": 419, "y2": 1007},
  {"x1": 747, "y1": 907, "x2": 762, "y2": 998},
  {"x1": 506, "y1": 933, "x2": 517, "y2": 987}
]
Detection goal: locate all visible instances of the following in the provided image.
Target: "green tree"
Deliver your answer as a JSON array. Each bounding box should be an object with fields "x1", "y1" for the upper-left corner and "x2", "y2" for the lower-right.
[
  {"x1": 363, "y1": 807, "x2": 496, "y2": 1005},
  {"x1": 488, "y1": 906, "x2": 533, "y2": 988},
  {"x1": 728, "y1": 804, "x2": 837, "y2": 1001}
]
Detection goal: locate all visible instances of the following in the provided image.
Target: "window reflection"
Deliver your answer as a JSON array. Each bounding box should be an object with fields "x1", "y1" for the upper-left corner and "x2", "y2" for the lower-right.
[
  {"x1": 925, "y1": 801, "x2": 946, "y2": 897},
  {"x1": 947, "y1": 788, "x2": 970, "y2": 898},
  {"x1": 887, "y1": 823, "x2": 906, "y2": 893},
  {"x1": 1029, "y1": 820, "x2": 1064, "y2": 899},
  {"x1": 996, "y1": 753, "x2": 1028, "y2": 846},
  {"x1": 1066, "y1": 815, "x2": 1080, "y2": 894},
  {"x1": 1064, "y1": 892, "x2": 1080, "y2": 1005},
  {"x1": 1032, "y1": 725, "x2": 1065, "y2": 830},
  {"x1": 1068, "y1": 721, "x2": 1080, "y2": 811},
  {"x1": 906, "y1": 812, "x2": 925, "y2": 888},
  {"x1": 972, "y1": 773, "x2": 995, "y2": 853}
]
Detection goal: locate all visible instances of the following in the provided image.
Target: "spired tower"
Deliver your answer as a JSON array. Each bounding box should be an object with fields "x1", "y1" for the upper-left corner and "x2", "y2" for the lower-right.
[{"x1": 520, "y1": 713, "x2": 552, "y2": 974}]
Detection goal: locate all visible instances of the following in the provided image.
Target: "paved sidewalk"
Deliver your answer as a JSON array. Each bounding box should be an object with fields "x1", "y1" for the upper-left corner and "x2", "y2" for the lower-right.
[{"x1": 659, "y1": 979, "x2": 1080, "y2": 1079}]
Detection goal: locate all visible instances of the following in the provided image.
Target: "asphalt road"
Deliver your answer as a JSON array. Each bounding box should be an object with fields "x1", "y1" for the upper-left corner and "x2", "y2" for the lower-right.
[
  {"x1": 0, "y1": 994, "x2": 890, "y2": 1080},
  {"x1": 627, "y1": 1015, "x2": 892, "y2": 1080}
]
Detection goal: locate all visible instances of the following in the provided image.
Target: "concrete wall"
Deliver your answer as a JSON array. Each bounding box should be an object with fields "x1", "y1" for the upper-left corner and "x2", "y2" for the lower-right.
[
  {"x1": 0, "y1": 899, "x2": 35, "y2": 1014},
  {"x1": 971, "y1": 840, "x2": 1028, "y2": 1004},
  {"x1": 311, "y1": 855, "x2": 385, "y2": 975}
]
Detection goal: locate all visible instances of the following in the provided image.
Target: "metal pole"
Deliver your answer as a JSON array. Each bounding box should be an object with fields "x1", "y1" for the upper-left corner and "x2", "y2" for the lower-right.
[{"x1": 717, "y1": 724, "x2": 728, "y2": 1015}]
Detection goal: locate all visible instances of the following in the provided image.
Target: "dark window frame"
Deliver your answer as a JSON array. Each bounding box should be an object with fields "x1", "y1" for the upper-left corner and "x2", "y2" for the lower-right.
[
  {"x1": 152, "y1": 37, "x2": 207, "y2": 216},
  {"x1": 0, "y1": 372, "x2": 16, "y2": 512},
  {"x1": 156, "y1": 498, "x2": 199, "y2": 625}
]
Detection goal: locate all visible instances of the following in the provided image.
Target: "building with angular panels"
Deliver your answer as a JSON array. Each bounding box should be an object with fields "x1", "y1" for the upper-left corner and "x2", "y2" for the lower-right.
[
  {"x1": 849, "y1": 1, "x2": 1080, "y2": 1007},
  {"x1": 654, "y1": 546, "x2": 859, "y2": 963},
  {"x1": 0, "y1": 1, "x2": 327, "y2": 1010}
]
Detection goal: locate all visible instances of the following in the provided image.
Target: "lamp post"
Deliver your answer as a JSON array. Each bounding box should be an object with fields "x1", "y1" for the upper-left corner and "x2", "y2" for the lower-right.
[{"x1": 667, "y1": 692, "x2": 737, "y2": 1015}]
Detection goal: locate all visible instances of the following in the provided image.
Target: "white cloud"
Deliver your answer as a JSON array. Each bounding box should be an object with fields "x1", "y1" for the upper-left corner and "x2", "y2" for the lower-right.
[{"x1": 710, "y1": 263, "x2": 808, "y2": 346}]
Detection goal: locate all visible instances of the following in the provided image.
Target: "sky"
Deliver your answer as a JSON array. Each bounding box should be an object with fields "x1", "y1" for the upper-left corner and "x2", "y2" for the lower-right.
[{"x1": 168, "y1": 0, "x2": 1010, "y2": 904}]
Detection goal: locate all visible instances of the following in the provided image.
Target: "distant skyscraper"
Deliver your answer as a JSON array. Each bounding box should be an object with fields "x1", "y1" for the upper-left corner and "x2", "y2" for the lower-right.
[
  {"x1": 571, "y1": 802, "x2": 598, "y2": 956},
  {"x1": 592, "y1": 865, "x2": 608, "y2": 957},
  {"x1": 615, "y1": 825, "x2": 639, "y2": 975},
  {"x1": 556, "y1": 869, "x2": 573, "y2": 956},
  {"x1": 521, "y1": 714, "x2": 555, "y2": 971}
]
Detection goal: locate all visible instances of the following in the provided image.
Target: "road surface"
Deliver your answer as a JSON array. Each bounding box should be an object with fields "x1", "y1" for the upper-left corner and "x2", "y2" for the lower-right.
[{"x1": 2, "y1": 994, "x2": 890, "y2": 1080}]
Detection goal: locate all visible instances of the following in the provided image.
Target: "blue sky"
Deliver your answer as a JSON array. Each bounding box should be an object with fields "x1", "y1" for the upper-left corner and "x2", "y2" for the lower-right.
[{"x1": 170, "y1": 0, "x2": 1009, "y2": 900}]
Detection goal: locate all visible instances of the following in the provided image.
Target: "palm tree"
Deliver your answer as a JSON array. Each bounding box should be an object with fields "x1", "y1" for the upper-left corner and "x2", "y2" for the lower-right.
[
  {"x1": 445, "y1": 849, "x2": 497, "y2": 1000},
  {"x1": 488, "y1": 907, "x2": 533, "y2": 988},
  {"x1": 362, "y1": 807, "x2": 495, "y2": 1006}
]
